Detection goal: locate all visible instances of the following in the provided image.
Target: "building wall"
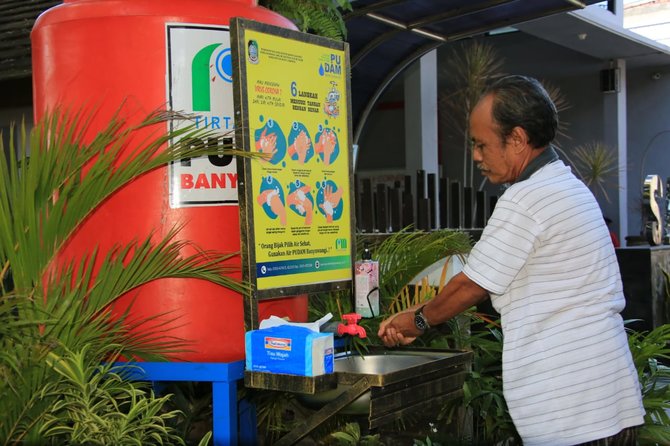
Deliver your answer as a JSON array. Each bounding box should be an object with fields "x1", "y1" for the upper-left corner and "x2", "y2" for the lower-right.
[
  {"x1": 626, "y1": 65, "x2": 670, "y2": 238},
  {"x1": 356, "y1": 77, "x2": 405, "y2": 172}
]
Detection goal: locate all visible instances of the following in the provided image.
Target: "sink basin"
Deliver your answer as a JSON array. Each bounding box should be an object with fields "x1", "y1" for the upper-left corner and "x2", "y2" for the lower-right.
[
  {"x1": 297, "y1": 349, "x2": 469, "y2": 415},
  {"x1": 334, "y1": 352, "x2": 441, "y2": 375}
]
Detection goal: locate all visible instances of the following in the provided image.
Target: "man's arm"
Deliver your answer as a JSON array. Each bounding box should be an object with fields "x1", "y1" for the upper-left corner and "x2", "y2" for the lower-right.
[{"x1": 378, "y1": 272, "x2": 489, "y2": 347}]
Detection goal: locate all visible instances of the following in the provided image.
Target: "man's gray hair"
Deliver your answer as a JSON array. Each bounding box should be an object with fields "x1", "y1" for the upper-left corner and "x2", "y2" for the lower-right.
[{"x1": 483, "y1": 75, "x2": 558, "y2": 149}]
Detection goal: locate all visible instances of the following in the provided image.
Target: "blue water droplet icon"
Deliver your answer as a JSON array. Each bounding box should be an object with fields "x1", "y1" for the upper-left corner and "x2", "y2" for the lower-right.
[{"x1": 319, "y1": 64, "x2": 325, "y2": 76}]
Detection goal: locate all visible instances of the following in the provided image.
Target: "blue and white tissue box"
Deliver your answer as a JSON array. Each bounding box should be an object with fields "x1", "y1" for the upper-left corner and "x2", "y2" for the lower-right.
[{"x1": 245, "y1": 325, "x2": 334, "y2": 377}]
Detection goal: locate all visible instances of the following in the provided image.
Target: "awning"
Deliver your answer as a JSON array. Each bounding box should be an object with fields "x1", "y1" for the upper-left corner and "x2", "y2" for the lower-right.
[
  {"x1": 1, "y1": 0, "x2": 604, "y2": 125},
  {"x1": 516, "y1": 7, "x2": 670, "y2": 68},
  {"x1": 344, "y1": 0, "x2": 604, "y2": 142}
]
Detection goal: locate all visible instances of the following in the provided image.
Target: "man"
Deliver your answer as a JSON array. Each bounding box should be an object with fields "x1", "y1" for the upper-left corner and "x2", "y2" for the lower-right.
[{"x1": 378, "y1": 76, "x2": 644, "y2": 446}]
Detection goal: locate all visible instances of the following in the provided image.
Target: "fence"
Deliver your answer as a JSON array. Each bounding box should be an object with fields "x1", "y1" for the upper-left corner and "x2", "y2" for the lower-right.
[{"x1": 355, "y1": 169, "x2": 497, "y2": 233}]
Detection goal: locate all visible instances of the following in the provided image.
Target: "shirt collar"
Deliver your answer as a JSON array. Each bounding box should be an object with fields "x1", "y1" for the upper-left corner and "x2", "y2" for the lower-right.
[{"x1": 515, "y1": 145, "x2": 559, "y2": 183}]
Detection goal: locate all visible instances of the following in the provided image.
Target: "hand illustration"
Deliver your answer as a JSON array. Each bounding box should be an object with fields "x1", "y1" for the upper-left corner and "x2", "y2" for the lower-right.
[
  {"x1": 315, "y1": 130, "x2": 336, "y2": 166},
  {"x1": 255, "y1": 128, "x2": 277, "y2": 162},
  {"x1": 288, "y1": 130, "x2": 311, "y2": 164},
  {"x1": 287, "y1": 185, "x2": 313, "y2": 225},
  {"x1": 257, "y1": 187, "x2": 286, "y2": 225},
  {"x1": 319, "y1": 184, "x2": 343, "y2": 223}
]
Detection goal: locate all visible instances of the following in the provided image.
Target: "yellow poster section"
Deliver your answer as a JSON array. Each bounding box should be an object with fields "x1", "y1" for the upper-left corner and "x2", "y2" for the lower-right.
[{"x1": 245, "y1": 30, "x2": 352, "y2": 290}]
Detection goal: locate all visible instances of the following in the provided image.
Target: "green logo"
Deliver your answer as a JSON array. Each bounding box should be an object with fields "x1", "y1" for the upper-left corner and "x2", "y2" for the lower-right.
[
  {"x1": 191, "y1": 43, "x2": 233, "y2": 111},
  {"x1": 335, "y1": 238, "x2": 347, "y2": 250}
]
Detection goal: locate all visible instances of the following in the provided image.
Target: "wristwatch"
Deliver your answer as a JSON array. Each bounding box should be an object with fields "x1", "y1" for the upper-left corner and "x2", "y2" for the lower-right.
[{"x1": 414, "y1": 305, "x2": 431, "y2": 332}]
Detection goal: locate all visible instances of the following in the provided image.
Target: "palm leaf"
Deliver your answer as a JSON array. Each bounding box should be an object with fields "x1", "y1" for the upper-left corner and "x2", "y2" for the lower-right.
[
  {"x1": 628, "y1": 323, "x2": 670, "y2": 445},
  {"x1": 439, "y1": 40, "x2": 505, "y2": 188},
  {"x1": 359, "y1": 228, "x2": 471, "y2": 304},
  {"x1": 0, "y1": 109, "x2": 256, "y2": 444},
  {"x1": 571, "y1": 141, "x2": 619, "y2": 202},
  {"x1": 0, "y1": 110, "x2": 251, "y2": 291},
  {"x1": 541, "y1": 79, "x2": 571, "y2": 141}
]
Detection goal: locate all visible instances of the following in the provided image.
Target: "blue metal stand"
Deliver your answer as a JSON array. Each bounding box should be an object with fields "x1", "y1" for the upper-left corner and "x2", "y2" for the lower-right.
[{"x1": 115, "y1": 361, "x2": 252, "y2": 446}]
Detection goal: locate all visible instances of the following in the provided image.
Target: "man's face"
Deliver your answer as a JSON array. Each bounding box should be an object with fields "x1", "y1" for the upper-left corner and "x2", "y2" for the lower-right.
[{"x1": 469, "y1": 95, "x2": 524, "y2": 184}]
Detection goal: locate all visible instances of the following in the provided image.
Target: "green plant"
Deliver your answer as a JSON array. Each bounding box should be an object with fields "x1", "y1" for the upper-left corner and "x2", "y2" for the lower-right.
[
  {"x1": 439, "y1": 40, "x2": 504, "y2": 188},
  {"x1": 0, "y1": 111, "x2": 250, "y2": 444},
  {"x1": 41, "y1": 347, "x2": 182, "y2": 444},
  {"x1": 436, "y1": 313, "x2": 519, "y2": 446},
  {"x1": 388, "y1": 274, "x2": 441, "y2": 314},
  {"x1": 162, "y1": 382, "x2": 214, "y2": 443},
  {"x1": 627, "y1": 271, "x2": 670, "y2": 446},
  {"x1": 308, "y1": 229, "x2": 470, "y2": 351},
  {"x1": 413, "y1": 436, "x2": 441, "y2": 446},
  {"x1": 571, "y1": 141, "x2": 619, "y2": 202},
  {"x1": 330, "y1": 422, "x2": 383, "y2": 445},
  {"x1": 628, "y1": 324, "x2": 670, "y2": 445},
  {"x1": 261, "y1": 0, "x2": 353, "y2": 40},
  {"x1": 250, "y1": 388, "x2": 301, "y2": 443},
  {"x1": 540, "y1": 79, "x2": 572, "y2": 142},
  {"x1": 360, "y1": 228, "x2": 471, "y2": 308}
]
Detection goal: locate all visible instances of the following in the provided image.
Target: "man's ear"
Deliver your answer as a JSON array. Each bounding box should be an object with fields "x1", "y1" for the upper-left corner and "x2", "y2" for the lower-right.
[{"x1": 510, "y1": 126, "x2": 530, "y2": 153}]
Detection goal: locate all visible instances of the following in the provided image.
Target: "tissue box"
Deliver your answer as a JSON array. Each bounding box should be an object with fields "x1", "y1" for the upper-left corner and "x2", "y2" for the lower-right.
[{"x1": 245, "y1": 325, "x2": 334, "y2": 377}]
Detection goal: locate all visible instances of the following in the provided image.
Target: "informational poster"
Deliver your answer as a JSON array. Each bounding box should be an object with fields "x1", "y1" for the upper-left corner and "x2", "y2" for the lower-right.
[
  {"x1": 231, "y1": 18, "x2": 354, "y2": 298},
  {"x1": 166, "y1": 24, "x2": 238, "y2": 208}
]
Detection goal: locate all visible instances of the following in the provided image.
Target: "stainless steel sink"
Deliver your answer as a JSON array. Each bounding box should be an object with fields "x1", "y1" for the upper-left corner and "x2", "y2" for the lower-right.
[
  {"x1": 334, "y1": 352, "x2": 441, "y2": 375},
  {"x1": 297, "y1": 349, "x2": 470, "y2": 415}
]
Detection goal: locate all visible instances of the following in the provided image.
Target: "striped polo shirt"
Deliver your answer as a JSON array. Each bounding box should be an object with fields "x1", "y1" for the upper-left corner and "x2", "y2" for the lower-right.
[{"x1": 463, "y1": 159, "x2": 645, "y2": 445}]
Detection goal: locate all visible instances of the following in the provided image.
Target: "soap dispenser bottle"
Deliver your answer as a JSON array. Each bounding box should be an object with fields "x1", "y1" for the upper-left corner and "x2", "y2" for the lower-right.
[{"x1": 354, "y1": 246, "x2": 379, "y2": 317}]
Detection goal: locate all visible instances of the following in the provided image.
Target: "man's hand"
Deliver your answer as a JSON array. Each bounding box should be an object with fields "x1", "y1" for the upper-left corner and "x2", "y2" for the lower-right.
[
  {"x1": 377, "y1": 273, "x2": 490, "y2": 348},
  {"x1": 378, "y1": 310, "x2": 421, "y2": 347}
]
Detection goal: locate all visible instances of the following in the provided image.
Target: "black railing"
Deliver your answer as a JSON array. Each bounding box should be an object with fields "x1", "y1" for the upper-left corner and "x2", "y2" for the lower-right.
[{"x1": 355, "y1": 169, "x2": 497, "y2": 233}]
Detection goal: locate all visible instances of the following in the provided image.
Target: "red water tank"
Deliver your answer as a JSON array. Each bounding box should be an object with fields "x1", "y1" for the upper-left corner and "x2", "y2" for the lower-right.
[{"x1": 32, "y1": 0, "x2": 307, "y2": 362}]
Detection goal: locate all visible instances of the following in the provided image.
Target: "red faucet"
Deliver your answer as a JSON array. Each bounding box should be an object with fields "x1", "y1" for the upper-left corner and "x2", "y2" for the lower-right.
[{"x1": 337, "y1": 313, "x2": 367, "y2": 338}]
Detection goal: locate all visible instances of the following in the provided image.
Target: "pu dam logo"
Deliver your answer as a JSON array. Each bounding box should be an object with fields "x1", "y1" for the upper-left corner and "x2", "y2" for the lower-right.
[
  {"x1": 319, "y1": 53, "x2": 342, "y2": 77},
  {"x1": 335, "y1": 238, "x2": 347, "y2": 250},
  {"x1": 191, "y1": 43, "x2": 233, "y2": 112}
]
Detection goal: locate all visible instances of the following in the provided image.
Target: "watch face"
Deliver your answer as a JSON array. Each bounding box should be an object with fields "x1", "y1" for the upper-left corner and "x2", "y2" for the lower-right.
[{"x1": 414, "y1": 313, "x2": 428, "y2": 331}]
